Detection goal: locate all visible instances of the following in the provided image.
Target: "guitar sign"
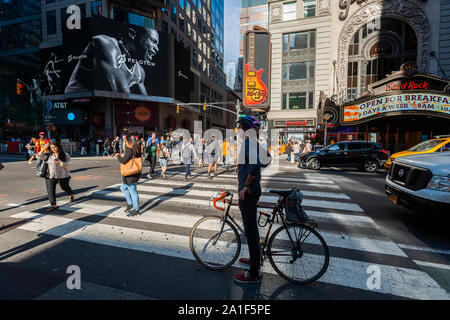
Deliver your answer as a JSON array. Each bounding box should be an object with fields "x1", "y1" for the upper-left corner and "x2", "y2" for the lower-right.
[{"x1": 243, "y1": 29, "x2": 271, "y2": 109}]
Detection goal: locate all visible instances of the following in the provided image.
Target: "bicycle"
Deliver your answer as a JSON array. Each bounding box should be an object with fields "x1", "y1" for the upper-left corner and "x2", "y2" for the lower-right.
[{"x1": 189, "y1": 188, "x2": 330, "y2": 284}]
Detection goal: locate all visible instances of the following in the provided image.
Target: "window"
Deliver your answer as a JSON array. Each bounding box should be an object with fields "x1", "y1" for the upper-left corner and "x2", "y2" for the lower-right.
[
  {"x1": 289, "y1": 62, "x2": 307, "y2": 80},
  {"x1": 282, "y1": 64, "x2": 288, "y2": 80},
  {"x1": 303, "y1": 0, "x2": 316, "y2": 18},
  {"x1": 179, "y1": 0, "x2": 185, "y2": 9},
  {"x1": 290, "y1": 32, "x2": 308, "y2": 50},
  {"x1": 91, "y1": 1, "x2": 102, "y2": 16},
  {"x1": 308, "y1": 92, "x2": 314, "y2": 108},
  {"x1": 283, "y1": 30, "x2": 316, "y2": 52},
  {"x1": 171, "y1": 4, "x2": 177, "y2": 22},
  {"x1": 162, "y1": 20, "x2": 168, "y2": 32},
  {"x1": 46, "y1": 10, "x2": 56, "y2": 35},
  {"x1": 310, "y1": 30, "x2": 316, "y2": 48},
  {"x1": 327, "y1": 144, "x2": 343, "y2": 151},
  {"x1": 348, "y1": 31, "x2": 359, "y2": 56},
  {"x1": 281, "y1": 92, "x2": 314, "y2": 110},
  {"x1": 283, "y1": 62, "x2": 315, "y2": 80},
  {"x1": 128, "y1": 12, "x2": 155, "y2": 28},
  {"x1": 348, "y1": 142, "x2": 367, "y2": 150},
  {"x1": 283, "y1": 2, "x2": 296, "y2": 21},
  {"x1": 289, "y1": 92, "x2": 306, "y2": 109},
  {"x1": 440, "y1": 143, "x2": 450, "y2": 152}
]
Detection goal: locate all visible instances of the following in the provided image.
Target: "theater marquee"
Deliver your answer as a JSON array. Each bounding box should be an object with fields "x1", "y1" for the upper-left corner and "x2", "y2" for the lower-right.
[
  {"x1": 341, "y1": 64, "x2": 450, "y2": 125},
  {"x1": 343, "y1": 93, "x2": 450, "y2": 124}
]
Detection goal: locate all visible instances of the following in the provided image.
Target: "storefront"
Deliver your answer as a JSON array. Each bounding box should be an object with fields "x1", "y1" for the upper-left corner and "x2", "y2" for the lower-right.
[
  {"x1": 272, "y1": 119, "x2": 316, "y2": 143},
  {"x1": 339, "y1": 64, "x2": 450, "y2": 153},
  {"x1": 114, "y1": 100, "x2": 159, "y2": 137}
]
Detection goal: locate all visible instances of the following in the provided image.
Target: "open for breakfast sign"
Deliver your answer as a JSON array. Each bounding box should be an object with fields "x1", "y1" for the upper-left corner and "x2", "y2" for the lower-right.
[{"x1": 343, "y1": 93, "x2": 450, "y2": 124}]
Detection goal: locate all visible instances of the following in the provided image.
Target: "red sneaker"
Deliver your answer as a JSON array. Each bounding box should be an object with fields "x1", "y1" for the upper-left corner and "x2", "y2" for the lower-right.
[
  {"x1": 234, "y1": 271, "x2": 262, "y2": 284},
  {"x1": 239, "y1": 258, "x2": 251, "y2": 266}
]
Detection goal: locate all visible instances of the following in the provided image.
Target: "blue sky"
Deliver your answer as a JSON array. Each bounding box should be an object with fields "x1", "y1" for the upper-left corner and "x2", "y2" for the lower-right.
[{"x1": 224, "y1": 0, "x2": 241, "y2": 66}]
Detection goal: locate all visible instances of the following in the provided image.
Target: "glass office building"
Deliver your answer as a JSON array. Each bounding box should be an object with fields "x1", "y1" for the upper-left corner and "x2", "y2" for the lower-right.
[{"x1": 0, "y1": 0, "x2": 42, "y2": 139}]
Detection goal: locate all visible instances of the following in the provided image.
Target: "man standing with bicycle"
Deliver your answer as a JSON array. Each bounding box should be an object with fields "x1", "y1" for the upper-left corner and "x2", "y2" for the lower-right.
[{"x1": 235, "y1": 115, "x2": 271, "y2": 284}]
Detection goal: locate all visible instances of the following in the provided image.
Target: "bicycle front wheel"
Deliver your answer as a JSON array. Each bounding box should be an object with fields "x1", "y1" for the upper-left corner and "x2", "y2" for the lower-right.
[
  {"x1": 189, "y1": 216, "x2": 241, "y2": 270},
  {"x1": 268, "y1": 223, "x2": 329, "y2": 284}
]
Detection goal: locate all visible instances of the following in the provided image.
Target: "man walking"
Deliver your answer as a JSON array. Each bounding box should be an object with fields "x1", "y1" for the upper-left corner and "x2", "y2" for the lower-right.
[
  {"x1": 146, "y1": 132, "x2": 159, "y2": 179},
  {"x1": 234, "y1": 115, "x2": 271, "y2": 284},
  {"x1": 221, "y1": 138, "x2": 230, "y2": 170},
  {"x1": 206, "y1": 136, "x2": 220, "y2": 179}
]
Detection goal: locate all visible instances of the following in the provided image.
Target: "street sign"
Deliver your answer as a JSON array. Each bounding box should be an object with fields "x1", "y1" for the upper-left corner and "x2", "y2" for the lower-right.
[{"x1": 243, "y1": 27, "x2": 271, "y2": 111}]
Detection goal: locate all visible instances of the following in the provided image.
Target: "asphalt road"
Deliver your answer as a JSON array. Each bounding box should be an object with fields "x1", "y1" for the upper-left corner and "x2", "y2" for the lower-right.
[{"x1": 0, "y1": 153, "x2": 449, "y2": 300}]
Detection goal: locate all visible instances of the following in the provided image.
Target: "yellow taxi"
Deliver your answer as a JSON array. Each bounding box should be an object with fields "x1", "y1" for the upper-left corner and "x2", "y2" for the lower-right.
[{"x1": 384, "y1": 136, "x2": 450, "y2": 169}]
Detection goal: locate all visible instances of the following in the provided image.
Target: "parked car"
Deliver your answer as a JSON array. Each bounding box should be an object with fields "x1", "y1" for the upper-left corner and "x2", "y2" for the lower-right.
[
  {"x1": 298, "y1": 141, "x2": 388, "y2": 173},
  {"x1": 385, "y1": 153, "x2": 450, "y2": 210},
  {"x1": 384, "y1": 136, "x2": 450, "y2": 169}
]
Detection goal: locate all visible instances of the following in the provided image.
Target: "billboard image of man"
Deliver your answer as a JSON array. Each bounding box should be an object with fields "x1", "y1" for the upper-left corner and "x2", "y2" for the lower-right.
[
  {"x1": 65, "y1": 27, "x2": 160, "y2": 95},
  {"x1": 43, "y1": 53, "x2": 63, "y2": 95}
]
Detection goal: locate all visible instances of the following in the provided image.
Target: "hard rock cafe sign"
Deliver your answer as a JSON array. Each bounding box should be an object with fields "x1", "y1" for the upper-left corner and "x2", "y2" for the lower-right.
[
  {"x1": 341, "y1": 65, "x2": 450, "y2": 125},
  {"x1": 339, "y1": 0, "x2": 367, "y2": 21}
]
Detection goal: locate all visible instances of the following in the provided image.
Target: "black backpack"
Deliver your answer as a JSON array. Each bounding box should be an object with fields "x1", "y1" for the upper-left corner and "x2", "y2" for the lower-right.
[{"x1": 284, "y1": 187, "x2": 309, "y2": 222}]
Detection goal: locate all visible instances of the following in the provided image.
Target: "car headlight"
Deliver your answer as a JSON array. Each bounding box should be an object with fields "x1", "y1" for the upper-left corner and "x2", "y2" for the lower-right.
[{"x1": 427, "y1": 176, "x2": 450, "y2": 192}]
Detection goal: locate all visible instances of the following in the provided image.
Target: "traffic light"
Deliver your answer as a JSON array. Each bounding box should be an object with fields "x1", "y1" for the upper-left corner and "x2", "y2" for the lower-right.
[
  {"x1": 176, "y1": 105, "x2": 180, "y2": 114},
  {"x1": 16, "y1": 81, "x2": 23, "y2": 95},
  {"x1": 203, "y1": 102, "x2": 206, "y2": 111}
]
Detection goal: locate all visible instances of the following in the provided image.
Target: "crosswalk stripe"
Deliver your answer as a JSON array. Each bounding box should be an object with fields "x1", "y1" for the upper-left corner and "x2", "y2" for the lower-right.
[
  {"x1": 164, "y1": 171, "x2": 332, "y2": 184},
  {"x1": 141, "y1": 178, "x2": 341, "y2": 190},
  {"x1": 11, "y1": 205, "x2": 400, "y2": 258},
  {"x1": 11, "y1": 211, "x2": 450, "y2": 300},
  {"x1": 92, "y1": 190, "x2": 364, "y2": 212},
  {"x1": 58, "y1": 202, "x2": 376, "y2": 229},
  {"x1": 413, "y1": 260, "x2": 450, "y2": 270},
  {"x1": 107, "y1": 184, "x2": 350, "y2": 200}
]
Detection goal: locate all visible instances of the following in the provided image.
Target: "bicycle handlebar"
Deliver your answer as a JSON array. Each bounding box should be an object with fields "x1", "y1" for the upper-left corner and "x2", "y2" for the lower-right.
[{"x1": 211, "y1": 191, "x2": 233, "y2": 211}]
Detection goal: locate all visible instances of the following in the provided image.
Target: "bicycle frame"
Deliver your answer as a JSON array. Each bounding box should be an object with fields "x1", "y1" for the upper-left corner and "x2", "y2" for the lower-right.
[{"x1": 210, "y1": 190, "x2": 312, "y2": 263}]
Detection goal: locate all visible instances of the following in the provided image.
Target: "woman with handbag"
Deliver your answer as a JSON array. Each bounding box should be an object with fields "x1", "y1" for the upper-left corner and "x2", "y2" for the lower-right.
[
  {"x1": 116, "y1": 135, "x2": 142, "y2": 216},
  {"x1": 37, "y1": 142, "x2": 74, "y2": 212}
]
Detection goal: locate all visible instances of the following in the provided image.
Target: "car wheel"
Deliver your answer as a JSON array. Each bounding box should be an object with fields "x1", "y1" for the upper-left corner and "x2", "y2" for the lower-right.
[
  {"x1": 363, "y1": 159, "x2": 379, "y2": 173},
  {"x1": 307, "y1": 158, "x2": 322, "y2": 170}
]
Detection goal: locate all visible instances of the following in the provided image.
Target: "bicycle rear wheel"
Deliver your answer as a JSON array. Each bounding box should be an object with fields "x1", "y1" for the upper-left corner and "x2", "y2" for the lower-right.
[
  {"x1": 190, "y1": 216, "x2": 241, "y2": 270},
  {"x1": 268, "y1": 223, "x2": 329, "y2": 284}
]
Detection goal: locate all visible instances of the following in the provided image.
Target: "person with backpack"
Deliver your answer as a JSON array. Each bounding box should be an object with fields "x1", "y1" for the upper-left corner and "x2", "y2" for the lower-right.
[
  {"x1": 181, "y1": 137, "x2": 198, "y2": 180},
  {"x1": 234, "y1": 115, "x2": 272, "y2": 284},
  {"x1": 145, "y1": 132, "x2": 159, "y2": 179},
  {"x1": 116, "y1": 135, "x2": 142, "y2": 216},
  {"x1": 206, "y1": 136, "x2": 220, "y2": 179},
  {"x1": 157, "y1": 139, "x2": 171, "y2": 179}
]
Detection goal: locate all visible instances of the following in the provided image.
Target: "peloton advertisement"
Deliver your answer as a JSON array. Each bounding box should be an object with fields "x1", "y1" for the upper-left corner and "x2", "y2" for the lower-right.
[{"x1": 40, "y1": 16, "x2": 173, "y2": 99}]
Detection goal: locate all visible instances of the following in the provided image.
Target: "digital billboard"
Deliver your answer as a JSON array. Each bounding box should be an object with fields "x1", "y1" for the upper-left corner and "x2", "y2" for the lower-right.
[{"x1": 41, "y1": 16, "x2": 171, "y2": 99}]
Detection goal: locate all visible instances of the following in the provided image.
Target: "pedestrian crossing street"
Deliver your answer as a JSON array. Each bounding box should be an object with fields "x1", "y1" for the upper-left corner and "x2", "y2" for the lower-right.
[{"x1": 9, "y1": 165, "x2": 450, "y2": 300}]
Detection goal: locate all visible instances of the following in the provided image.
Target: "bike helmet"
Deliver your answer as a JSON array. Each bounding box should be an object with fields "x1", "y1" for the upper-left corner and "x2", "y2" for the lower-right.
[{"x1": 236, "y1": 115, "x2": 260, "y2": 130}]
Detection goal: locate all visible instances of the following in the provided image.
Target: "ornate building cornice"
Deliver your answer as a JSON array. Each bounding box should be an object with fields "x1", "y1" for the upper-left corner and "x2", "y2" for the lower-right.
[
  {"x1": 336, "y1": 0, "x2": 430, "y2": 103},
  {"x1": 339, "y1": 0, "x2": 368, "y2": 21}
]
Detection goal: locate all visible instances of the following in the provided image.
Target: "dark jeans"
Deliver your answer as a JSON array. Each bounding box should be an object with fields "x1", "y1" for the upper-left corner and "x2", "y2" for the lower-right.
[
  {"x1": 185, "y1": 163, "x2": 191, "y2": 177},
  {"x1": 45, "y1": 177, "x2": 73, "y2": 206},
  {"x1": 238, "y1": 192, "x2": 261, "y2": 277},
  {"x1": 148, "y1": 155, "x2": 157, "y2": 174}
]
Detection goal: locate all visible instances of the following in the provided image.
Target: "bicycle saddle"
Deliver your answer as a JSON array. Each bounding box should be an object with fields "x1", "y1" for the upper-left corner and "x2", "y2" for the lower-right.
[{"x1": 269, "y1": 189, "x2": 292, "y2": 197}]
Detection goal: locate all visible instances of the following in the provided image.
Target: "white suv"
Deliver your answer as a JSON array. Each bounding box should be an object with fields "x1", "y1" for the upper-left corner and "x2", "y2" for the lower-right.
[{"x1": 385, "y1": 152, "x2": 450, "y2": 209}]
